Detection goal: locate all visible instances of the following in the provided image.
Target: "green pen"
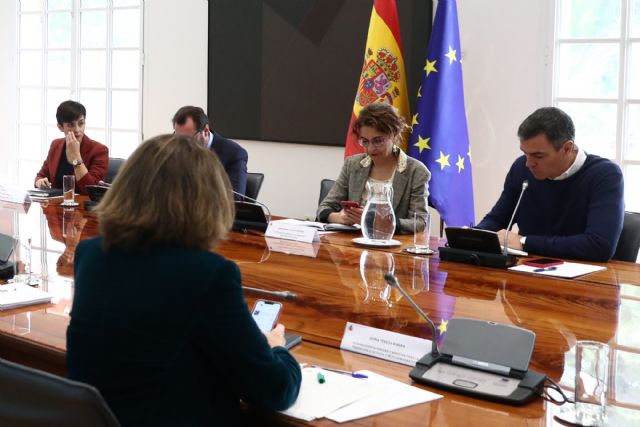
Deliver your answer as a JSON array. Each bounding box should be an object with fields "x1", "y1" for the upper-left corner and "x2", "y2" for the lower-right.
[{"x1": 316, "y1": 372, "x2": 325, "y2": 384}]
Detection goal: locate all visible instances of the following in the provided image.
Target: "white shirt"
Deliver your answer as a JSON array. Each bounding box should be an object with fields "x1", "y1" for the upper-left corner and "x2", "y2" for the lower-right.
[{"x1": 552, "y1": 147, "x2": 586, "y2": 181}]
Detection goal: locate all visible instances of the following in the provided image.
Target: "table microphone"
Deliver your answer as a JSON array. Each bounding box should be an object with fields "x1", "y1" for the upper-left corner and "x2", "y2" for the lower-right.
[
  {"x1": 503, "y1": 180, "x2": 528, "y2": 256},
  {"x1": 384, "y1": 272, "x2": 439, "y2": 355},
  {"x1": 243, "y1": 286, "x2": 297, "y2": 300}
]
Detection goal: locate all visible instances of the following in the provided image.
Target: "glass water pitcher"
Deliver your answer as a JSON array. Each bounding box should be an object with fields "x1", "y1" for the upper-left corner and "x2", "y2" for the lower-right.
[{"x1": 360, "y1": 181, "x2": 396, "y2": 241}]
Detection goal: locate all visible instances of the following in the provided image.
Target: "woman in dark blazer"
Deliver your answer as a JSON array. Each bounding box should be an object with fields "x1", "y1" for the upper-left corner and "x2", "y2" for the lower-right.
[
  {"x1": 66, "y1": 134, "x2": 301, "y2": 426},
  {"x1": 317, "y1": 102, "x2": 431, "y2": 233}
]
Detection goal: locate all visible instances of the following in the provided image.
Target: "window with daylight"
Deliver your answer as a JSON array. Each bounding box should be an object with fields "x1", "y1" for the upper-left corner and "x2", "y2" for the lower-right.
[
  {"x1": 17, "y1": 0, "x2": 143, "y2": 189},
  {"x1": 553, "y1": 0, "x2": 640, "y2": 214},
  {"x1": 554, "y1": 0, "x2": 640, "y2": 412}
]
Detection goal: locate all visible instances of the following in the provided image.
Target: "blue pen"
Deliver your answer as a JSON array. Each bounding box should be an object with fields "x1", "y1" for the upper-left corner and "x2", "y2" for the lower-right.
[
  {"x1": 533, "y1": 266, "x2": 558, "y2": 273},
  {"x1": 312, "y1": 364, "x2": 368, "y2": 379}
]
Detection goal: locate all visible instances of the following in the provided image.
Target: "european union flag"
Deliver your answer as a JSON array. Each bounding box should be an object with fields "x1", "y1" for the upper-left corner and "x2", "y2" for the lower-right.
[{"x1": 408, "y1": 0, "x2": 474, "y2": 227}]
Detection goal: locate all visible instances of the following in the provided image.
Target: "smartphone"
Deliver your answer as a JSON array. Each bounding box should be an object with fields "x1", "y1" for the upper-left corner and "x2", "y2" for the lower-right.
[
  {"x1": 340, "y1": 200, "x2": 361, "y2": 209},
  {"x1": 251, "y1": 300, "x2": 283, "y2": 333},
  {"x1": 523, "y1": 258, "x2": 564, "y2": 268}
]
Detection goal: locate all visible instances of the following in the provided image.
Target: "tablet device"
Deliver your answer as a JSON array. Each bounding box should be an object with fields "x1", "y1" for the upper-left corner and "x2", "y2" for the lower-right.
[{"x1": 445, "y1": 227, "x2": 502, "y2": 254}]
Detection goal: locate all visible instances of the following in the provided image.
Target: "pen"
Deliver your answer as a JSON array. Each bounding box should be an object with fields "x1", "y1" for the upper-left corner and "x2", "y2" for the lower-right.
[
  {"x1": 316, "y1": 372, "x2": 325, "y2": 384},
  {"x1": 312, "y1": 365, "x2": 368, "y2": 379},
  {"x1": 533, "y1": 266, "x2": 558, "y2": 272}
]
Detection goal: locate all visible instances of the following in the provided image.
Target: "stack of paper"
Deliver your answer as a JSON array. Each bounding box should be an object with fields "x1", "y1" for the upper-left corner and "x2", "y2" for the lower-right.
[
  {"x1": 281, "y1": 367, "x2": 442, "y2": 422},
  {"x1": 0, "y1": 284, "x2": 52, "y2": 310}
]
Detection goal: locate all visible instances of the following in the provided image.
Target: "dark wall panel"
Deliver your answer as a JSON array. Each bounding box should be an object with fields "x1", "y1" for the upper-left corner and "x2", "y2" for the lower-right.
[{"x1": 208, "y1": 0, "x2": 432, "y2": 146}]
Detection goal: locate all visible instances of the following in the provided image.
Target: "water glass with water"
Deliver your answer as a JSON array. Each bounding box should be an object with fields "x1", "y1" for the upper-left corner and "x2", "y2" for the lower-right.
[
  {"x1": 575, "y1": 340, "x2": 609, "y2": 426},
  {"x1": 62, "y1": 175, "x2": 75, "y2": 205},
  {"x1": 406, "y1": 212, "x2": 432, "y2": 254}
]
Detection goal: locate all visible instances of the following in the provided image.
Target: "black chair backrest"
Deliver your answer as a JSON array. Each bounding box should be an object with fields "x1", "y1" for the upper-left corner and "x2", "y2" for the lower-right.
[
  {"x1": 105, "y1": 157, "x2": 125, "y2": 184},
  {"x1": 318, "y1": 179, "x2": 335, "y2": 205},
  {"x1": 245, "y1": 172, "x2": 264, "y2": 200},
  {"x1": 613, "y1": 211, "x2": 640, "y2": 262},
  {"x1": 0, "y1": 357, "x2": 121, "y2": 427}
]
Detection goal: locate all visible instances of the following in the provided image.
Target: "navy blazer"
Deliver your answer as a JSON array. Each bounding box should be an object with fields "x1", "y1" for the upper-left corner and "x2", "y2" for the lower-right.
[
  {"x1": 211, "y1": 131, "x2": 248, "y2": 197},
  {"x1": 67, "y1": 237, "x2": 301, "y2": 427}
]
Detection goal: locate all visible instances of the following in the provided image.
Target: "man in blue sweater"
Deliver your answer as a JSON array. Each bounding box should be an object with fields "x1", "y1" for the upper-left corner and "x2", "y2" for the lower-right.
[{"x1": 476, "y1": 107, "x2": 624, "y2": 262}]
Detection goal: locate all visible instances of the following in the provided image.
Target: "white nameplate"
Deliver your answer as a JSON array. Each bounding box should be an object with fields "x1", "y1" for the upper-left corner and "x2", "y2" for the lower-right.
[
  {"x1": 0, "y1": 184, "x2": 30, "y2": 206},
  {"x1": 265, "y1": 237, "x2": 320, "y2": 258},
  {"x1": 265, "y1": 222, "x2": 319, "y2": 243},
  {"x1": 340, "y1": 322, "x2": 431, "y2": 366}
]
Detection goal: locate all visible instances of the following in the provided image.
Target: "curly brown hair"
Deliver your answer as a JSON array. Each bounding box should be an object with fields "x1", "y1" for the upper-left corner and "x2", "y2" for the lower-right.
[{"x1": 352, "y1": 102, "x2": 409, "y2": 146}]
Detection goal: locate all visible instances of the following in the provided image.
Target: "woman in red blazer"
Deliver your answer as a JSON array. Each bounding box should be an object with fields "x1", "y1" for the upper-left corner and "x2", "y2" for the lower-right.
[{"x1": 34, "y1": 100, "x2": 109, "y2": 195}]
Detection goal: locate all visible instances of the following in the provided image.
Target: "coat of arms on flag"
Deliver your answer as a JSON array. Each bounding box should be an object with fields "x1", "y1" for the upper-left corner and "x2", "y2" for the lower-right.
[{"x1": 357, "y1": 48, "x2": 402, "y2": 107}]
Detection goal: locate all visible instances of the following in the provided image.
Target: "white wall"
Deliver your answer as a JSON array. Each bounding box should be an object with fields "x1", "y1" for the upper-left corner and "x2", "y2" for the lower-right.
[
  {"x1": 0, "y1": 1, "x2": 18, "y2": 184},
  {"x1": 142, "y1": 0, "x2": 209, "y2": 139},
  {"x1": 1, "y1": 0, "x2": 553, "y2": 223}
]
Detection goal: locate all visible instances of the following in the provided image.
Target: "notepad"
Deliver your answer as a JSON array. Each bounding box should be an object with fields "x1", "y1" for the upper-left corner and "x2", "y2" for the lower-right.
[
  {"x1": 0, "y1": 284, "x2": 52, "y2": 310},
  {"x1": 509, "y1": 262, "x2": 606, "y2": 278}
]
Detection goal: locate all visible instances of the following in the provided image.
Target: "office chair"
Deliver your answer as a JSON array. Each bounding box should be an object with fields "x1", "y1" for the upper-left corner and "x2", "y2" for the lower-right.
[
  {"x1": 318, "y1": 179, "x2": 335, "y2": 205},
  {"x1": 613, "y1": 211, "x2": 640, "y2": 262},
  {"x1": 0, "y1": 357, "x2": 121, "y2": 427},
  {"x1": 105, "y1": 157, "x2": 125, "y2": 184},
  {"x1": 245, "y1": 172, "x2": 265, "y2": 200}
]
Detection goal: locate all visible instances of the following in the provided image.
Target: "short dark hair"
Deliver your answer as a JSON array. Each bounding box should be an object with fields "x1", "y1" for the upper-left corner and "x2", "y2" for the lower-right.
[
  {"x1": 517, "y1": 107, "x2": 575, "y2": 150},
  {"x1": 56, "y1": 100, "x2": 86, "y2": 125},
  {"x1": 172, "y1": 106, "x2": 209, "y2": 132}
]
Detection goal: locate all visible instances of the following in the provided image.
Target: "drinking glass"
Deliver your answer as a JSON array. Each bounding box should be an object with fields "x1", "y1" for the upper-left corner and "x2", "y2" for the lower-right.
[
  {"x1": 575, "y1": 341, "x2": 609, "y2": 426},
  {"x1": 406, "y1": 212, "x2": 433, "y2": 254},
  {"x1": 62, "y1": 175, "x2": 77, "y2": 206}
]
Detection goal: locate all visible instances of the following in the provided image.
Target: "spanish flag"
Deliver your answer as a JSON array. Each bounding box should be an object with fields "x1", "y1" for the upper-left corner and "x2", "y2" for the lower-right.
[{"x1": 344, "y1": 0, "x2": 410, "y2": 158}]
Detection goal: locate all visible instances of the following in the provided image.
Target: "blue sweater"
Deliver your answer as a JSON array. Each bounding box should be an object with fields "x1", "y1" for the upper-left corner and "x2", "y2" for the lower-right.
[
  {"x1": 67, "y1": 237, "x2": 301, "y2": 427},
  {"x1": 476, "y1": 154, "x2": 624, "y2": 261}
]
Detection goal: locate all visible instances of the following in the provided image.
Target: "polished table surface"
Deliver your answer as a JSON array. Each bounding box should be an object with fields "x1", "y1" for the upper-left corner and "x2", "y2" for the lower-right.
[{"x1": 1, "y1": 198, "x2": 639, "y2": 426}]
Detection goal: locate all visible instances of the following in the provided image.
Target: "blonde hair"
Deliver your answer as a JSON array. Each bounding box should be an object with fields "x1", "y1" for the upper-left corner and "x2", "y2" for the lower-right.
[{"x1": 96, "y1": 134, "x2": 234, "y2": 251}]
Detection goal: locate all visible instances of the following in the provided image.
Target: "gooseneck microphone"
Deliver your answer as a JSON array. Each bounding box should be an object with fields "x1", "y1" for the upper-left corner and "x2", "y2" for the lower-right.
[
  {"x1": 384, "y1": 272, "x2": 439, "y2": 355},
  {"x1": 243, "y1": 286, "x2": 297, "y2": 300},
  {"x1": 502, "y1": 180, "x2": 529, "y2": 256},
  {"x1": 232, "y1": 190, "x2": 272, "y2": 224}
]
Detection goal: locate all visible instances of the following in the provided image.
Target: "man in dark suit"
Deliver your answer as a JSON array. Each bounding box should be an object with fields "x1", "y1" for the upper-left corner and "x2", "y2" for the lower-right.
[{"x1": 172, "y1": 106, "x2": 248, "y2": 196}]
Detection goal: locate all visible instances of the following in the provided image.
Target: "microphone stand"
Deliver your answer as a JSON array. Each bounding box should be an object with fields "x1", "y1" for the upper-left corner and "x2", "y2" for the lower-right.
[
  {"x1": 243, "y1": 286, "x2": 297, "y2": 300},
  {"x1": 385, "y1": 272, "x2": 439, "y2": 355},
  {"x1": 503, "y1": 180, "x2": 528, "y2": 256}
]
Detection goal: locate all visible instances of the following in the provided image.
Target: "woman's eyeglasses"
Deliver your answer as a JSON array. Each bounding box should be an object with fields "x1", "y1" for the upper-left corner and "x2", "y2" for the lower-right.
[{"x1": 358, "y1": 136, "x2": 388, "y2": 147}]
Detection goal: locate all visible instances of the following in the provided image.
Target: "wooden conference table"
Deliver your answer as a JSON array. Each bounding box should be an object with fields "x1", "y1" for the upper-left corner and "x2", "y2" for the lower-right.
[{"x1": 1, "y1": 199, "x2": 639, "y2": 426}]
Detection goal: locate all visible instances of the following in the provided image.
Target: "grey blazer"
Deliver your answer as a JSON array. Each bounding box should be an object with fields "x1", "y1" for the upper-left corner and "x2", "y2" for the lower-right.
[{"x1": 317, "y1": 151, "x2": 431, "y2": 234}]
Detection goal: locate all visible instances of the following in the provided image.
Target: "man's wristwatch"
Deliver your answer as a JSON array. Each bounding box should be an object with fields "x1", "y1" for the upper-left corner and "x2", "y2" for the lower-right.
[{"x1": 72, "y1": 159, "x2": 83, "y2": 167}]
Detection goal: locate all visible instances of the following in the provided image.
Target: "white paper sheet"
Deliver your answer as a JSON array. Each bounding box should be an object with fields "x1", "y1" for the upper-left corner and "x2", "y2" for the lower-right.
[
  {"x1": 326, "y1": 370, "x2": 442, "y2": 423},
  {"x1": 280, "y1": 367, "x2": 381, "y2": 421},
  {"x1": 509, "y1": 261, "x2": 606, "y2": 278}
]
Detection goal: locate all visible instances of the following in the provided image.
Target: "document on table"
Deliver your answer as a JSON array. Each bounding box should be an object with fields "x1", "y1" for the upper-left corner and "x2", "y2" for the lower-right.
[
  {"x1": 281, "y1": 367, "x2": 381, "y2": 421},
  {"x1": 326, "y1": 370, "x2": 442, "y2": 423},
  {"x1": 509, "y1": 261, "x2": 606, "y2": 278},
  {"x1": 272, "y1": 218, "x2": 360, "y2": 234},
  {"x1": 0, "y1": 283, "x2": 52, "y2": 310},
  {"x1": 281, "y1": 367, "x2": 442, "y2": 422}
]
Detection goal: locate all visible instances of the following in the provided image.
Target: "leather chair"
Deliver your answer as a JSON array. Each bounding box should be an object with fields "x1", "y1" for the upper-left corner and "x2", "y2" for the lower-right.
[
  {"x1": 0, "y1": 357, "x2": 121, "y2": 427},
  {"x1": 613, "y1": 211, "x2": 640, "y2": 262},
  {"x1": 245, "y1": 172, "x2": 264, "y2": 200},
  {"x1": 105, "y1": 157, "x2": 125, "y2": 184},
  {"x1": 318, "y1": 178, "x2": 335, "y2": 205}
]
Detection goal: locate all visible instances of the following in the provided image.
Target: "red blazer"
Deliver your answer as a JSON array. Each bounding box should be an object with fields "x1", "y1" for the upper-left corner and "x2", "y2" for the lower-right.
[{"x1": 35, "y1": 135, "x2": 109, "y2": 195}]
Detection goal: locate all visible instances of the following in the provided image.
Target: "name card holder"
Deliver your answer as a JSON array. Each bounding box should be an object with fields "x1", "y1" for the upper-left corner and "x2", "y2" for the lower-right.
[
  {"x1": 265, "y1": 222, "x2": 320, "y2": 244},
  {"x1": 340, "y1": 322, "x2": 430, "y2": 366}
]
